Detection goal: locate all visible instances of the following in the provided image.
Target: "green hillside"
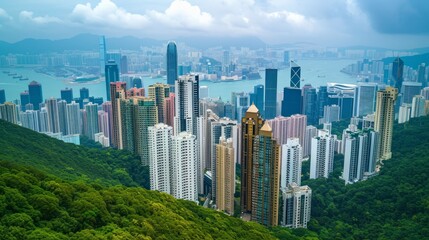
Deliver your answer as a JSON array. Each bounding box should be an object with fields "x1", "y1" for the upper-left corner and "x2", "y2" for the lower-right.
[
  {"x1": 0, "y1": 161, "x2": 296, "y2": 240},
  {"x1": 0, "y1": 120, "x2": 149, "y2": 188},
  {"x1": 303, "y1": 116, "x2": 429, "y2": 239},
  {"x1": 1, "y1": 115, "x2": 429, "y2": 239}
]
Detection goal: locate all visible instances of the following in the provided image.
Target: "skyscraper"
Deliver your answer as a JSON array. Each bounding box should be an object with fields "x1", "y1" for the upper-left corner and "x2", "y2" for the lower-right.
[
  {"x1": 398, "y1": 104, "x2": 411, "y2": 124},
  {"x1": 132, "y1": 97, "x2": 159, "y2": 166},
  {"x1": 342, "y1": 129, "x2": 379, "y2": 184},
  {"x1": 105, "y1": 60, "x2": 120, "y2": 101},
  {"x1": 282, "y1": 183, "x2": 312, "y2": 228},
  {"x1": 66, "y1": 101, "x2": 81, "y2": 135},
  {"x1": 281, "y1": 87, "x2": 302, "y2": 117},
  {"x1": 167, "y1": 42, "x2": 178, "y2": 89},
  {"x1": 290, "y1": 61, "x2": 301, "y2": 88},
  {"x1": 215, "y1": 137, "x2": 235, "y2": 215},
  {"x1": 322, "y1": 105, "x2": 340, "y2": 124},
  {"x1": 265, "y1": 69, "x2": 278, "y2": 119},
  {"x1": 251, "y1": 122, "x2": 281, "y2": 227},
  {"x1": 148, "y1": 83, "x2": 170, "y2": 124},
  {"x1": 174, "y1": 75, "x2": 199, "y2": 135},
  {"x1": 317, "y1": 86, "x2": 329, "y2": 118},
  {"x1": 39, "y1": 107, "x2": 49, "y2": 133},
  {"x1": 110, "y1": 82, "x2": 127, "y2": 149},
  {"x1": 401, "y1": 82, "x2": 422, "y2": 105},
  {"x1": 374, "y1": 87, "x2": 398, "y2": 160},
  {"x1": 210, "y1": 117, "x2": 237, "y2": 203},
  {"x1": 131, "y1": 77, "x2": 143, "y2": 89},
  {"x1": 20, "y1": 91, "x2": 30, "y2": 112},
  {"x1": 250, "y1": 84, "x2": 264, "y2": 117},
  {"x1": 148, "y1": 123, "x2": 173, "y2": 194},
  {"x1": 417, "y1": 63, "x2": 427, "y2": 88},
  {"x1": 310, "y1": 130, "x2": 335, "y2": 179},
  {"x1": 60, "y1": 88, "x2": 73, "y2": 104},
  {"x1": 20, "y1": 110, "x2": 39, "y2": 132},
  {"x1": 84, "y1": 103, "x2": 99, "y2": 140},
  {"x1": 241, "y1": 104, "x2": 264, "y2": 213},
  {"x1": 281, "y1": 138, "x2": 302, "y2": 188},
  {"x1": 46, "y1": 98, "x2": 60, "y2": 133},
  {"x1": 28, "y1": 81, "x2": 43, "y2": 110},
  {"x1": 0, "y1": 89, "x2": 5, "y2": 104},
  {"x1": 57, "y1": 100, "x2": 68, "y2": 135},
  {"x1": 101, "y1": 101, "x2": 113, "y2": 144},
  {"x1": 353, "y1": 83, "x2": 378, "y2": 117},
  {"x1": 164, "y1": 93, "x2": 175, "y2": 128},
  {"x1": 302, "y1": 86, "x2": 318, "y2": 125},
  {"x1": 411, "y1": 95, "x2": 426, "y2": 118},
  {"x1": 80, "y1": 88, "x2": 89, "y2": 101},
  {"x1": 171, "y1": 132, "x2": 198, "y2": 202},
  {"x1": 267, "y1": 114, "x2": 307, "y2": 146},
  {"x1": 119, "y1": 98, "x2": 134, "y2": 153},
  {"x1": 0, "y1": 102, "x2": 18, "y2": 124},
  {"x1": 99, "y1": 35, "x2": 106, "y2": 75},
  {"x1": 391, "y1": 57, "x2": 404, "y2": 91}
]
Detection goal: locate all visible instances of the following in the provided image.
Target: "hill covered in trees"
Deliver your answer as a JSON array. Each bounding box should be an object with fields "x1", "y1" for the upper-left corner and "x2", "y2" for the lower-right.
[
  {"x1": 0, "y1": 120, "x2": 149, "y2": 188},
  {"x1": 303, "y1": 116, "x2": 429, "y2": 239},
  {"x1": 1, "y1": 115, "x2": 429, "y2": 239}
]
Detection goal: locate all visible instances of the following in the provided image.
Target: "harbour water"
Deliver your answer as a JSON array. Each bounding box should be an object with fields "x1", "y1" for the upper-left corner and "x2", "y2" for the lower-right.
[{"x1": 0, "y1": 59, "x2": 357, "y2": 102}]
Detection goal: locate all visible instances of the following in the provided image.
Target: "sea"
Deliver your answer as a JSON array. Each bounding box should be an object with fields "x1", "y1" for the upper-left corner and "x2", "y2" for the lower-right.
[{"x1": 0, "y1": 59, "x2": 357, "y2": 102}]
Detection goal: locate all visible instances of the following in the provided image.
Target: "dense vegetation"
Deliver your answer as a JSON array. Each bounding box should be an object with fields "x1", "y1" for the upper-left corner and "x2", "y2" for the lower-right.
[
  {"x1": 1, "y1": 114, "x2": 429, "y2": 239},
  {"x1": 0, "y1": 161, "x2": 292, "y2": 239},
  {"x1": 303, "y1": 116, "x2": 429, "y2": 239},
  {"x1": 0, "y1": 120, "x2": 149, "y2": 188}
]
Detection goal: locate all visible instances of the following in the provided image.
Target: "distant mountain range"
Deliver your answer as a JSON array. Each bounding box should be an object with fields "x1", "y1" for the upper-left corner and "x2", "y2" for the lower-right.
[{"x1": 0, "y1": 33, "x2": 267, "y2": 55}]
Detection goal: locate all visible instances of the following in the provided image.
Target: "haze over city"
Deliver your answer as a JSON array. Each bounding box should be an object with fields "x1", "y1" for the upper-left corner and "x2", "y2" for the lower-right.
[
  {"x1": 1, "y1": 1, "x2": 429, "y2": 239},
  {"x1": 1, "y1": 0, "x2": 429, "y2": 48}
]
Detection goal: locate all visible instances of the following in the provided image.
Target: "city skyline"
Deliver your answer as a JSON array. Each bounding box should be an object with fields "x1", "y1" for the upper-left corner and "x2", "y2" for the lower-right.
[{"x1": 0, "y1": 0, "x2": 428, "y2": 49}]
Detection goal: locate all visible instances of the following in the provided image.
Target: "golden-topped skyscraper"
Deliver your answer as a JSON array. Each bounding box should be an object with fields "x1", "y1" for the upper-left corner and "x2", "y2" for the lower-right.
[
  {"x1": 374, "y1": 87, "x2": 398, "y2": 160},
  {"x1": 251, "y1": 122, "x2": 281, "y2": 227},
  {"x1": 240, "y1": 104, "x2": 264, "y2": 213}
]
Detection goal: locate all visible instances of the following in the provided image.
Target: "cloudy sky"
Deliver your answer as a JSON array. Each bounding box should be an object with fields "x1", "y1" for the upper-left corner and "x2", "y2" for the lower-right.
[{"x1": 0, "y1": 0, "x2": 428, "y2": 48}]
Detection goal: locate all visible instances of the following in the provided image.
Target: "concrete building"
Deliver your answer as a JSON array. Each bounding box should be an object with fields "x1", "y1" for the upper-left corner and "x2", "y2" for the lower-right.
[
  {"x1": 0, "y1": 102, "x2": 19, "y2": 124},
  {"x1": 342, "y1": 129, "x2": 379, "y2": 184},
  {"x1": 310, "y1": 130, "x2": 335, "y2": 179},
  {"x1": 171, "y1": 132, "x2": 198, "y2": 202},
  {"x1": 148, "y1": 123, "x2": 173, "y2": 194},
  {"x1": 374, "y1": 87, "x2": 398, "y2": 160},
  {"x1": 267, "y1": 114, "x2": 306, "y2": 146},
  {"x1": 110, "y1": 82, "x2": 127, "y2": 149},
  {"x1": 66, "y1": 101, "x2": 81, "y2": 135},
  {"x1": 148, "y1": 83, "x2": 170, "y2": 124},
  {"x1": 411, "y1": 95, "x2": 426, "y2": 118},
  {"x1": 398, "y1": 104, "x2": 411, "y2": 124},
  {"x1": 84, "y1": 102, "x2": 99, "y2": 140},
  {"x1": 281, "y1": 138, "x2": 302, "y2": 188},
  {"x1": 240, "y1": 104, "x2": 264, "y2": 213},
  {"x1": 353, "y1": 83, "x2": 378, "y2": 117},
  {"x1": 251, "y1": 122, "x2": 281, "y2": 227},
  {"x1": 282, "y1": 183, "x2": 312, "y2": 228},
  {"x1": 46, "y1": 98, "x2": 60, "y2": 133},
  {"x1": 215, "y1": 137, "x2": 235, "y2": 215}
]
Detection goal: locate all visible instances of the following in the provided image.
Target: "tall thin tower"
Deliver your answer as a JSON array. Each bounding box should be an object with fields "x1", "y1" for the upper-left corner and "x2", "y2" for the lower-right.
[
  {"x1": 167, "y1": 42, "x2": 178, "y2": 90},
  {"x1": 290, "y1": 61, "x2": 301, "y2": 88},
  {"x1": 251, "y1": 122, "x2": 281, "y2": 227},
  {"x1": 374, "y1": 87, "x2": 398, "y2": 160},
  {"x1": 240, "y1": 104, "x2": 264, "y2": 213}
]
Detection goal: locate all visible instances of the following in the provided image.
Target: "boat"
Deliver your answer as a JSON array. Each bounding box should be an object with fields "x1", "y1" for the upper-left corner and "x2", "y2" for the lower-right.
[
  {"x1": 8, "y1": 73, "x2": 17, "y2": 76},
  {"x1": 2, "y1": 71, "x2": 10, "y2": 74},
  {"x1": 13, "y1": 75, "x2": 22, "y2": 79},
  {"x1": 20, "y1": 77, "x2": 29, "y2": 81}
]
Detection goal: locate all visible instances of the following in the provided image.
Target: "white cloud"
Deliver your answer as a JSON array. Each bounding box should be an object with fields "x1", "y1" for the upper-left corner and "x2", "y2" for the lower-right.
[
  {"x1": 19, "y1": 11, "x2": 62, "y2": 24},
  {"x1": 0, "y1": 8, "x2": 12, "y2": 21},
  {"x1": 149, "y1": 0, "x2": 213, "y2": 30},
  {"x1": 70, "y1": 0, "x2": 149, "y2": 29}
]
